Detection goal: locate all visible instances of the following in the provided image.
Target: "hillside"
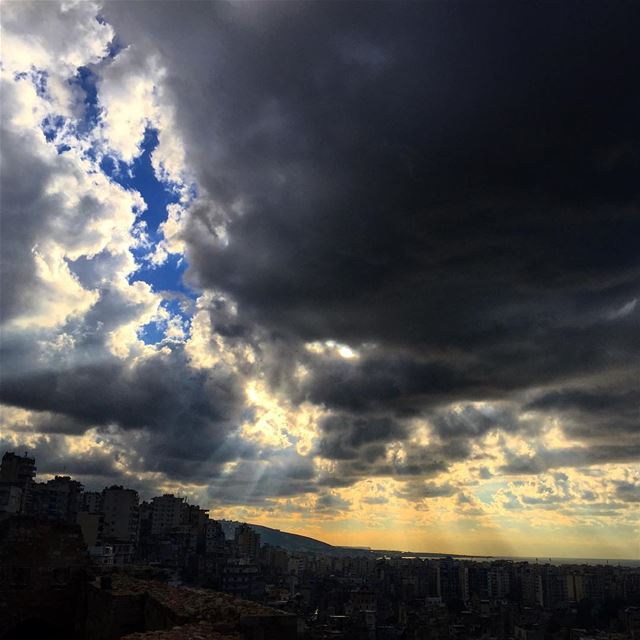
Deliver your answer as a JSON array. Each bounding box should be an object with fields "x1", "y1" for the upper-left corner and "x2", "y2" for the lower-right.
[{"x1": 218, "y1": 520, "x2": 349, "y2": 554}]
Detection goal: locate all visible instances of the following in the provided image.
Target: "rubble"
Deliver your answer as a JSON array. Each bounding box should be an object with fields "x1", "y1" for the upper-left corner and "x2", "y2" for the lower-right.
[
  {"x1": 121, "y1": 621, "x2": 240, "y2": 640},
  {"x1": 87, "y1": 575, "x2": 298, "y2": 639},
  {"x1": 105, "y1": 575, "x2": 285, "y2": 623}
]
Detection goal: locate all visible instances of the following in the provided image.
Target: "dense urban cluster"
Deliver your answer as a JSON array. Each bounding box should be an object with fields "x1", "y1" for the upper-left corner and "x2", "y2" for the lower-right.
[{"x1": 1, "y1": 451, "x2": 638, "y2": 640}]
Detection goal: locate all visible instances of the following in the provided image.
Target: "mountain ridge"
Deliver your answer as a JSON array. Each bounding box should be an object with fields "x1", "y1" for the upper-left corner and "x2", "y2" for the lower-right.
[{"x1": 219, "y1": 519, "x2": 342, "y2": 554}]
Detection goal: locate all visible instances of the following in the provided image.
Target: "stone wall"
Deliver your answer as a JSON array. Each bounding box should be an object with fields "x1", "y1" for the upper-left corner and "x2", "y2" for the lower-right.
[
  {"x1": 84, "y1": 580, "x2": 146, "y2": 640},
  {"x1": 0, "y1": 516, "x2": 89, "y2": 639}
]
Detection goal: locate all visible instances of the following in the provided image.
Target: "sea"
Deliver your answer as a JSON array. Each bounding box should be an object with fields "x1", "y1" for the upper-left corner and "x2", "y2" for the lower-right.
[{"x1": 413, "y1": 555, "x2": 640, "y2": 568}]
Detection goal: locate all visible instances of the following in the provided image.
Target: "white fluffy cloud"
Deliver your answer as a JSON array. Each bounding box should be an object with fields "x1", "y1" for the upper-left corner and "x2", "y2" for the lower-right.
[{"x1": 0, "y1": 0, "x2": 183, "y2": 348}]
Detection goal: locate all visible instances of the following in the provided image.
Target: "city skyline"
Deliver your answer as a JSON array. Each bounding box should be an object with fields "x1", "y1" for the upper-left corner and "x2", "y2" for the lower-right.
[
  {"x1": 1, "y1": 1, "x2": 639, "y2": 561},
  {"x1": 2, "y1": 448, "x2": 638, "y2": 566}
]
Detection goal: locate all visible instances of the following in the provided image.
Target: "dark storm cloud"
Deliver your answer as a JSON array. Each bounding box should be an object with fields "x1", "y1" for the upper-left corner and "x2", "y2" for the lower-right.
[
  {"x1": 361, "y1": 496, "x2": 388, "y2": 506},
  {"x1": 317, "y1": 414, "x2": 408, "y2": 461},
  {"x1": 2, "y1": 354, "x2": 224, "y2": 431},
  {"x1": 315, "y1": 404, "x2": 512, "y2": 479},
  {"x1": 0, "y1": 347, "x2": 251, "y2": 477},
  {"x1": 430, "y1": 405, "x2": 519, "y2": 441},
  {"x1": 499, "y1": 443, "x2": 640, "y2": 475},
  {"x1": 315, "y1": 440, "x2": 458, "y2": 488},
  {"x1": 294, "y1": 353, "x2": 475, "y2": 415},
  {"x1": 315, "y1": 491, "x2": 351, "y2": 514},
  {"x1": 613, "y1": 481, "x2": 640, "y2": 503},
  {"x1": 395, "y1": 480, "x2": 457, "y2": 501},
  {"x1": 102, "y1": 2, "x2": 640, "y2": 457},
  {"x1": 526, "y1": 380, "x2": 640, "y2": 442},
  {"x1": 310, "y1": 399, "x2": 526, "y2": 483},
  {"x1": 0, "y1": 84, "x2": 59, "y2": 323},
  {"x1": 13, "y1": 411, "x2": 88, "y2": 435},
  {"x1": 165, "y1": 1, "x2": 640, "y2": 356},
  {"x1": 1, "y1": 0, "x2": 638, "y2": 502}
]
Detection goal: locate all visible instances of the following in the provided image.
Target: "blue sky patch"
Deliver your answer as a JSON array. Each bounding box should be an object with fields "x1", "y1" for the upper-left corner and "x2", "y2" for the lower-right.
[
  {"x1": 42, "y1": 114, "x2": 65, "y2": 142},
  {"x1": 98, "y1": 128, "x2": 196, "y2": 344},
  {"x1": 31, "y1": 68, "x2": 48, "y2": 98},
  {"x1": 138, "y1": 297, "x2": 192, "y2": 346},
  {"x1": 102, "y1": 128, "x2": 180, "y2": 235},
  {"x1": 134, "y1": 254, "x2": 194, "y2": 298},
  {"x1": 138, "y1": 318, "x2": 167, "y2": 345}
]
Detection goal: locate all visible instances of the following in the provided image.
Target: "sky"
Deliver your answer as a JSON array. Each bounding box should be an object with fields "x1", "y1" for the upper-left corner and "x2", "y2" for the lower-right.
[{"x1": 0, "y1": 1, "x2": 639, "y2": 559}]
